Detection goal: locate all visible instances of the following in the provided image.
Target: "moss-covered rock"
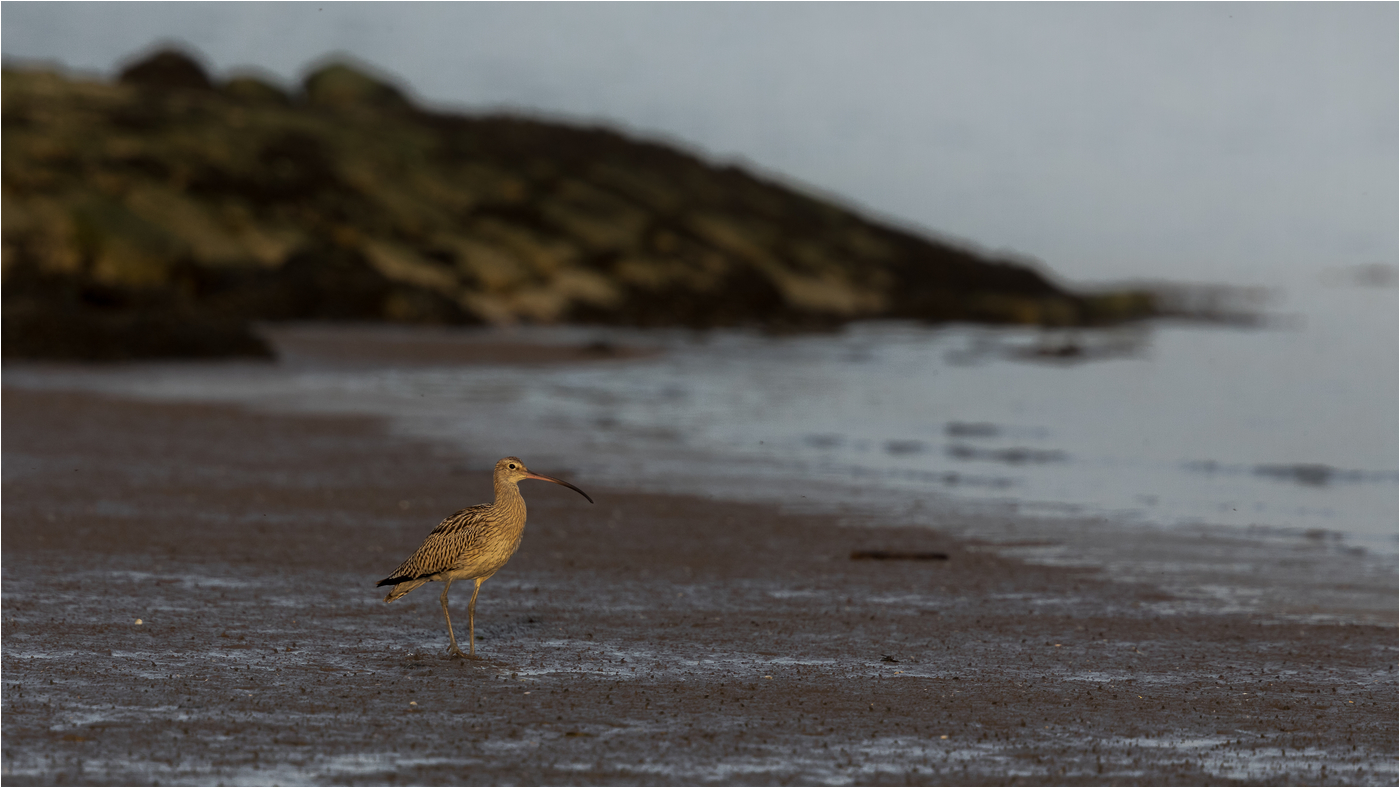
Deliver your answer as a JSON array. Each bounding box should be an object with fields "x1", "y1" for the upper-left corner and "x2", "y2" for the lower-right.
[
  {"x1": 302, "y1": 61, "x2": 411, "y2": 110},
  {"x1": 2, "y1": 49, "x2": 1159, "y2": 360},
  {"x1": 222, "y1": 75, "x2": 292, "y2": 106}
]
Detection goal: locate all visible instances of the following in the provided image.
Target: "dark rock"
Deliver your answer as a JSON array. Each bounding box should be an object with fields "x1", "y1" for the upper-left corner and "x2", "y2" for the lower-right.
[
  {"x1": 946, "y1": 422, "x2": 999, "y2": 438},
  {"x1": 117, "y1": 48, "x2": 213, "y2": 92},
  {"x1": 3, "y1": 52, "x2": 1163, "y2": 360},
  {"x1": 2, "y1": 301, "x2": 271, "y2": 361},
  {"x1": 1254, "y1": 464, "x2": 1336, "y2": 487},
  {"x1": 177, "y1": 247, "x2": 478, "y2": 325},
  {"x1": 1, "y1": 260, "x2": 273, "y2": 360}
]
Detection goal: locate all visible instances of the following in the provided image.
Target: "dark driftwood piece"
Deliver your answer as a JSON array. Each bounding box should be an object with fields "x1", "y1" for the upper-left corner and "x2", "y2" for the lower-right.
[{"x1": 849, "y1": 550, "x2": 949, "y2": 561}]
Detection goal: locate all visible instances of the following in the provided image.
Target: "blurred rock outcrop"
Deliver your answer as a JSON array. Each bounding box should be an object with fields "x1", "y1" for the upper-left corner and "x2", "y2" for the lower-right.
[{"x1": 2, "y1": 48, "x2": 1157, "y2": 359}]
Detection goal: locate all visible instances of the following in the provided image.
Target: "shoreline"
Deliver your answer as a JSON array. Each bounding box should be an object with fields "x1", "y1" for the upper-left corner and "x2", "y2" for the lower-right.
[
  {"x1": 2, "y1": 383, "x2": 1395, "y2": 785},
  {"x1": 4, "y1": 320, "x2": 1395, "y2": 628}
]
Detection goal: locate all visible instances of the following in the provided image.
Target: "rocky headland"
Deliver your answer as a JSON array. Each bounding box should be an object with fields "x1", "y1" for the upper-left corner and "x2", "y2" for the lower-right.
[{"x1": 2, "y1": 49, "x2": 1157, "y2": 360}]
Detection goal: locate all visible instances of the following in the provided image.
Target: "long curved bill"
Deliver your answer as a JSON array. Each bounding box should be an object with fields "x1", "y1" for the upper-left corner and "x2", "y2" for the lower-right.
[{"x1": 523, "y1": 470, "x2": 594, "y2": 503}]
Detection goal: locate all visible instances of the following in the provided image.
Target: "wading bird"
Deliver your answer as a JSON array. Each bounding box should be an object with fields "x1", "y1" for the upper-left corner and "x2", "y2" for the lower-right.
[{"x1": 377, "y1": 457, "x2": 593, "y2": 658}]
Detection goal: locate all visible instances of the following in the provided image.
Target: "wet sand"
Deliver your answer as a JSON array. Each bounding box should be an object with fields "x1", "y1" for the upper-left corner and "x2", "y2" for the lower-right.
[{"x1": 2, "y1": 385, "x2": 1396, "y2": 785}]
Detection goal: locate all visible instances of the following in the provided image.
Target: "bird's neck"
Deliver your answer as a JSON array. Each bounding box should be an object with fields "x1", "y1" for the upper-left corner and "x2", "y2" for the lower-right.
[{"x1": 491, "y1": 478, "x2": 527, "y2": 519}]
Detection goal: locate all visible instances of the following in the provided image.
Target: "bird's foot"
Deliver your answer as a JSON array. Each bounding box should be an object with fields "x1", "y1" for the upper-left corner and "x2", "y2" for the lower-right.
[{"x1": 446, "y1": 646, "x2": 480, "y2": 660}]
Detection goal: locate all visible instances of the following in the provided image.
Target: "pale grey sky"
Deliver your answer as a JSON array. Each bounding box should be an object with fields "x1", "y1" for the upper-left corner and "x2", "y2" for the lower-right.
[{"x1": 3, "y1": 2, "x2": 1395, "y2": 286}]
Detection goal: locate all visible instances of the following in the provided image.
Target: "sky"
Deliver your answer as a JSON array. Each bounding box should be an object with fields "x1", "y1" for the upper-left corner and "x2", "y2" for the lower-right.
[{"x1": 3, "y1": 2, "x2": 1395, "y2": 287}]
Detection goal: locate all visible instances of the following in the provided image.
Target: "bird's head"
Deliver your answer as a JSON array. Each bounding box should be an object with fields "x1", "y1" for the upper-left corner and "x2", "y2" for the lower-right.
[{"x1": 494, "y1": 457, "x2": 593, "y2": 503}]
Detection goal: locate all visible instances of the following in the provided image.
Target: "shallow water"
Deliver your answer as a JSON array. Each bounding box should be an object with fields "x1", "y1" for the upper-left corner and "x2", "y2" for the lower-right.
[{"x1": 5, "y1": 274, "x2": 1395, "y2": 620}]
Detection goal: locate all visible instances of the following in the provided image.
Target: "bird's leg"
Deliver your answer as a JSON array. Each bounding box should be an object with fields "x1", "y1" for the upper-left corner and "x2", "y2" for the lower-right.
[
  {"x1": 467, "y1": 578, "x2": 485, "y2": 659},
  {"x1": 441, "y1": 579, "x2": 468, "y2": 659}
]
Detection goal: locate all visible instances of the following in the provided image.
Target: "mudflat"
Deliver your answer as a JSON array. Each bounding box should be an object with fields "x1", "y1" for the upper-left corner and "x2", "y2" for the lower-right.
[{"x1": 2, "y1": 385, "x2": 1395, "y2": 785}]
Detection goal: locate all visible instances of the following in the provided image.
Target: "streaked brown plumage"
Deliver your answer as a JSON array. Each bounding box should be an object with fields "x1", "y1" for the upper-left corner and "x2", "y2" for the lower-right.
[{"x1": 377, "y1": 456, "x2": 592, "y2": 659}]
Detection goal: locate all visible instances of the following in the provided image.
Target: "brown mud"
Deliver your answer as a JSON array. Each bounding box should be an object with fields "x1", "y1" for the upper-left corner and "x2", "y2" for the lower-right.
[{"x1": 2, "y1": 386, "x2": 1396, "y2": 785}]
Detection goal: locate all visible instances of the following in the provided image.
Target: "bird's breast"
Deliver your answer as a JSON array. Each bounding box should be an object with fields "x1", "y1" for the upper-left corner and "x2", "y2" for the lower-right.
[{"x1": 455, "y1": 515, "x2": 526, "y2": 576}]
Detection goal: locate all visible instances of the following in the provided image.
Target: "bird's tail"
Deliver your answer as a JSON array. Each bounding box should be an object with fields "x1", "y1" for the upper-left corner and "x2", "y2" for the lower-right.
[{"x1": 378, "y1": 576, "x2": 428, "y2": 603}]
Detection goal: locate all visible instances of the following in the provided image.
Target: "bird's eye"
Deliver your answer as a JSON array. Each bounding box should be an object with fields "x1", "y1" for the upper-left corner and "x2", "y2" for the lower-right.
[{"x1": 508, "y1": 463, "x2": 517, "y2": 470}]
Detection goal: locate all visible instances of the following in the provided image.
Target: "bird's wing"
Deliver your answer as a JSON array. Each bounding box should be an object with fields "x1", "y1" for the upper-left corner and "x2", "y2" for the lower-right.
[
  {"x1": 427, "y1": 504, "x2": 490, "y2": 537},
  {"x1": 380, "y1": 505, "x2": 491, "y2": 584}
]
